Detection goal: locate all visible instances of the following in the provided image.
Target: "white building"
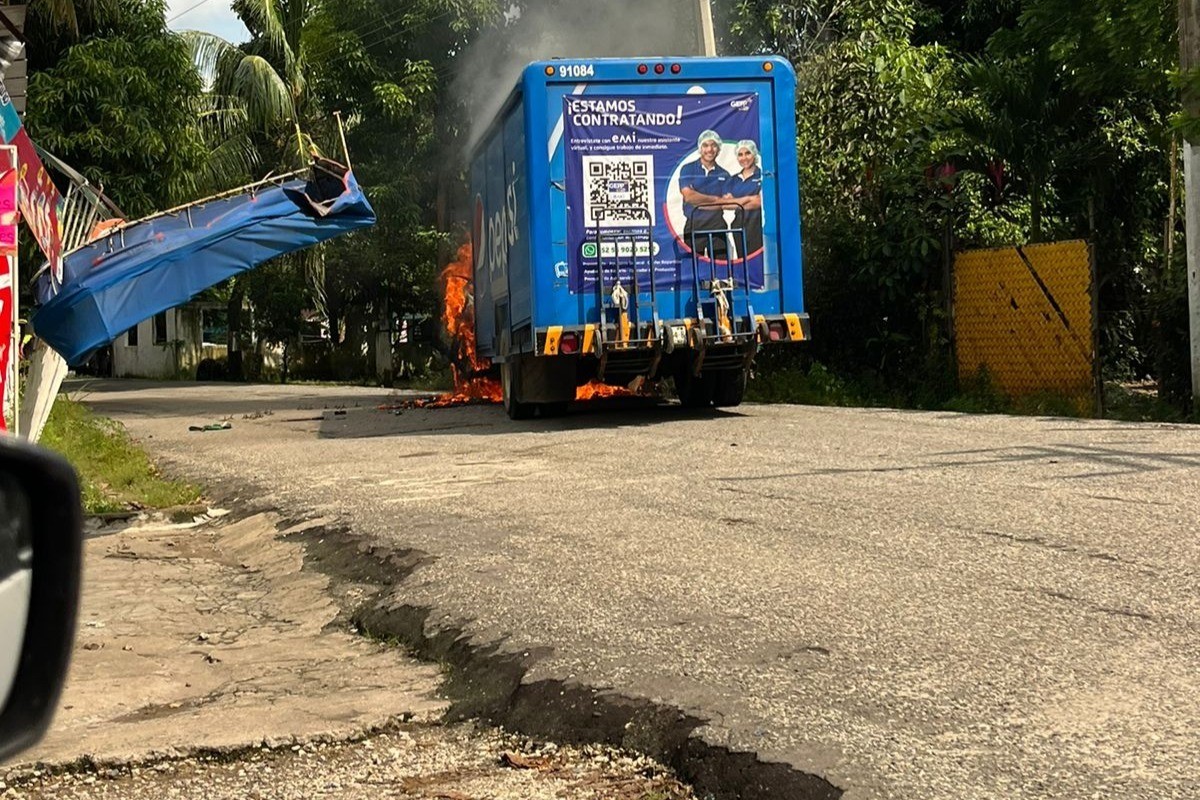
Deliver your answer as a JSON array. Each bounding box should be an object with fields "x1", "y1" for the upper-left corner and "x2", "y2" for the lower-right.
[{"x1": 111, "y1": 302, "x2": 228, "y2": 379}]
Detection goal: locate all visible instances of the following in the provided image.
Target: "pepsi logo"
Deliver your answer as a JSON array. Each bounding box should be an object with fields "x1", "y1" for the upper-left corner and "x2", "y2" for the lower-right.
[{"x1": 472, "y1": 194, "x2": 485, "y2": 272}]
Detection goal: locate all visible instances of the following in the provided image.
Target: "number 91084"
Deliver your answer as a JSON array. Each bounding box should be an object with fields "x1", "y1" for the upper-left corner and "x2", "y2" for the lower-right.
[{"x1": 558, "y1": 64, "x2": 595, "y2": 78}]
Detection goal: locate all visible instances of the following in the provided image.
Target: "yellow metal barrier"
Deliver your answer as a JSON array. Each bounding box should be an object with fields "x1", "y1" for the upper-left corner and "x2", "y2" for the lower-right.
[{"x1": 954, "y1": 240, "x2": 1096, "y2": 413}]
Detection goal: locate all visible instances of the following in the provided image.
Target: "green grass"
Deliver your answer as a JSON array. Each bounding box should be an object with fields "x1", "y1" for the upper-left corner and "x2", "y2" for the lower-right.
[
  {"x1": 39, "y1": 397, "x2": 203, "y2": 514},
  {"x1": 1103, "y1": 381, "x2": 1200, "y2": 423},
  {"x1": 746, "y1": 361, "x2": 868, "y2": 407},
  {"x1": 748, "y1": 359, "x2": 1198, "y2": 424}
]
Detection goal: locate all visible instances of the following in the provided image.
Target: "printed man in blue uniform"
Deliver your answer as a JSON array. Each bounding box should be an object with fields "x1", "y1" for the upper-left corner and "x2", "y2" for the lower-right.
[{"x1": 680, "y1": 129, "x2": 732, "y2": 257}]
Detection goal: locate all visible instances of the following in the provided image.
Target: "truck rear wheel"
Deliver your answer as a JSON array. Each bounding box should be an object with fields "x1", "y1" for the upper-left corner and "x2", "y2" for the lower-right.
[
  {"x1": 501, "y1": 359, "x2": 536, "y2": 420},
  {"x1": 712, "y1": 370, "x2": 747, "y2": 408},
  {"x1": 540, "y1": 401, "x2": 569, "y2": 418},
  {"x1": 674, "y1": 365, "x2": 715, "y2": 409}
]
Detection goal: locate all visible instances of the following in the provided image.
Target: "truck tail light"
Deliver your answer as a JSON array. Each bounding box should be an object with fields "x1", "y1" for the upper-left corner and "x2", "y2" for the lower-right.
[
  {"x1": 671, "y1": 64, "x2": 681, "y2": 74},
  {"x1": 637, "y1": 64, "x2": 648, "y2": 75},
  {"x1": 768, "y1": 321, "x2": 786, "y2": 341},
  {"x1": 654, "y1": 63, "x2": 665, "y2": 74},
  {"x1": 560, "y1": 332, "x2": 580, "y2": 354}
]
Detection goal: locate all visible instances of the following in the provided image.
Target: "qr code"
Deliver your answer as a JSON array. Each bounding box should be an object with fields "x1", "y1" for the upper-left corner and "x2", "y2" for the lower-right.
[{"x1": 582, "y1": 156, "x2": 655, "y2": 227}]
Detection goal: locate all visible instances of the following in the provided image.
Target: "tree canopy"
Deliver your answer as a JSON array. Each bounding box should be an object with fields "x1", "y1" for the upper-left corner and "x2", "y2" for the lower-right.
[
  {"x1": 22, "y1": 0, "x2": 1195, "y2": 406},
  {"x1": 719, "y1": 0, "x2": 1183, "y2": 403}
]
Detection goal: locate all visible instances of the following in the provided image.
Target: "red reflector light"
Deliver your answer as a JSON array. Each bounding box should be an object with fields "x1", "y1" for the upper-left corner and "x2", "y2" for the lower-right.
[
  {"x1": 768, "y1": 321, "x2": 785, "y2": 341},
  {"x1": 637, "y1": 64, "x2": 648, "y2": 74},
  {"x1": 670, "y1": 64, "x2": 681, "y2": 74},
  {"x1": 560, "y1": 332, "x2": 579, "y2": 354},
  {"x1": 654, "y1": 63, "x2": 665, "y2": 74}
]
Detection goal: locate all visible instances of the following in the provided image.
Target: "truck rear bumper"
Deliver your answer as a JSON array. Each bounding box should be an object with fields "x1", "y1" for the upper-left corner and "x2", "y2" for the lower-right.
[{"x1": 535, "y1": 313, "x2": 809, "y2": 357}]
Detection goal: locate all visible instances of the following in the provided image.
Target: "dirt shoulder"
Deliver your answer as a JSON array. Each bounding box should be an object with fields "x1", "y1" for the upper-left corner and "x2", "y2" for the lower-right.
[{"x1": 1, "y1": 510, "x2": 693, "y2": 800}]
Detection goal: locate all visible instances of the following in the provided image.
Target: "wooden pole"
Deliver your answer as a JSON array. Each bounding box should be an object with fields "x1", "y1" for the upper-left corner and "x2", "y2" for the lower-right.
[
  {"x1": 696, "y1": 0, "x2": 716, "y2": 56},
  {"x1": 334, "y1": 111, "x2": 351, "y2": 171},
  {"x1": 1180, "y1": 0, "x2": 1200, "y2": 401}
]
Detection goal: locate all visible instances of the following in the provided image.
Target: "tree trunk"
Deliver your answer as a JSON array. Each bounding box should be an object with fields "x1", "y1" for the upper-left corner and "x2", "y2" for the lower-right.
[
  {"x1": 375, "y1": 292, "x2": 393, "y2": 386},
  {"x1": 1168, "y1": 135, "x2": 1179, "y2": 274},
  {"x1": 226, "y1": 279, "x2": 245, "y2": 381},
  {"x1": 1179, "y1": 0, "x2": 1200, "y2": 402},
  {"x1": 325, "y1": 274, "x2": 341, "y2": 346},
  {"x1": 1030, "y1": 181, "x2": 1043, "y2": 243}
]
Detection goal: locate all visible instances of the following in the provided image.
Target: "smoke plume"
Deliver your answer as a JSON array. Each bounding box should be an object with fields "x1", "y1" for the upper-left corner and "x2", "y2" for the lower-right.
[{"x1": 455, "y1": 0, "x2": 710, "y2": 151}]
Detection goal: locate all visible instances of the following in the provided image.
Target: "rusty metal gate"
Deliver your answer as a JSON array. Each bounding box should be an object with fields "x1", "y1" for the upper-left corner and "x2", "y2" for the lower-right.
[{"x1": 953, "y1": 240, "x2": 1099, "y2": 413}]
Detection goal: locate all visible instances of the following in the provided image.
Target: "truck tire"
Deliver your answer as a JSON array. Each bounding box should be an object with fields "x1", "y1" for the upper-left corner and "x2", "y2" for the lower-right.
[
  {"x1": 712, "y1": 370, "x2": 747, "y2": 408},
  {"x1": 674, "y1": 365, "x2": 715, "y2": 409},
  {"x1": 540, "y1": 401, "x2": 570, "y2": 418},
  {"x1": 501, "y1": 359, "x2": 536, "y2": 420}
]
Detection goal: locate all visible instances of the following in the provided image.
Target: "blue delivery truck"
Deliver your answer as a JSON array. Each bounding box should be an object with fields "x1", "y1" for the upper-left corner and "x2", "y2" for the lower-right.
[{"x1": 469, "y1": 56, "x2": 809, "y2": 419}]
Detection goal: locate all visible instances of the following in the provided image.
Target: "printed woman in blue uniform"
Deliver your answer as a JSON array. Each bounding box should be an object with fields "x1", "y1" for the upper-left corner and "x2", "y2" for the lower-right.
[
  {"x1": 679, "y1": 129, "x2": 733, "y2": 257},
  {"x1": 727, "y1": 139, "x2": 763, "y2": 256}
]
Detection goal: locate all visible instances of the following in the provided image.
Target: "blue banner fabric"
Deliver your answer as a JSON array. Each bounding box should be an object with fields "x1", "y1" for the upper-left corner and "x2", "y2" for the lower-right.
[{"x1": 32, "y1": 168, "x2": 375, "y2": 365}]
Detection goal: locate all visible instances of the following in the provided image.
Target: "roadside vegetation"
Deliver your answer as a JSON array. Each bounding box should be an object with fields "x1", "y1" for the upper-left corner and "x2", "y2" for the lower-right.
[
  {"x1": 747, "y1": 353, "x2": 1200, "y2": 423},
  {"x1": 39, "y1": 396, "x2": 202, "y2": 515}
]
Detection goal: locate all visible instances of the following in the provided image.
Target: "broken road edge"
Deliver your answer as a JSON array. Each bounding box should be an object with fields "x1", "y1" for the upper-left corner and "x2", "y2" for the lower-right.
[{"x1": 285, "y1": 514, "x2": 844, "y2": 800}]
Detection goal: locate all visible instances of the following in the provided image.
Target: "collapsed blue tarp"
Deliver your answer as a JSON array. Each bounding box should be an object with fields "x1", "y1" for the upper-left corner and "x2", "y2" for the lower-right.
[{"x1": 32, "y1": 160, "x2": 375, "y2": 364}]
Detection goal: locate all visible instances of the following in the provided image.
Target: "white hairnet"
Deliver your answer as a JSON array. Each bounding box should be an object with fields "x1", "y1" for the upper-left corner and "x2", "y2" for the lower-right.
[{"x1": 736, "y1": 139, "x2": 759, "y2": 158}]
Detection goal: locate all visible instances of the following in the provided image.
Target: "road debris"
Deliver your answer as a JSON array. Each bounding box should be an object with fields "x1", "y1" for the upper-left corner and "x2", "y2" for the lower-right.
[
  {"x1": 187, "y1": 421, "x2": 232, "y2": 432},
  {"x1": 499, "y1": 749, "x2": 550, "y2": 770}
]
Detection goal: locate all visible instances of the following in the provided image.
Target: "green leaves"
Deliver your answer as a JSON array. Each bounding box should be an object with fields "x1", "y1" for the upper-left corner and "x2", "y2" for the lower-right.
[
  {"x1": 303, "y1": 0, "x2": 498, "y2": 335},
  {"x1": 27, "y1": 7, "x2": 210, "y2": 215},
  {"x1": 231, "y1": 54, "x2": 297, "y2": 131},
  {"x1": 722, "y1": 0, "x2": 1179, "y2": 396}
]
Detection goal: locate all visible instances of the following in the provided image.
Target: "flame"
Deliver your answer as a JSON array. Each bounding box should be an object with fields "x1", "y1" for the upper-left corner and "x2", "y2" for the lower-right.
[
  {"x1": 396, "y1": 242, "x2": 502, "y2": 409},
  {"x1": 421, "y1": 375, "x2": 503, "y2": 408},
  {"x1": 575, "y1": 380, "x2": 634, "y2": 400},
  {"x1": 378, "y1": 242, "x2": 654, "y2": 412},
  {"x1": 440, "y1": 242, "x2": 490, "y2": 376}
]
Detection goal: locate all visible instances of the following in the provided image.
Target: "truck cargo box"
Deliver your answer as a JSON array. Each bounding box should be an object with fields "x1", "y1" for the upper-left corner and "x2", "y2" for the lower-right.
[{"x1": 469, "y1": 56, "x2": 808, "y2": 417}]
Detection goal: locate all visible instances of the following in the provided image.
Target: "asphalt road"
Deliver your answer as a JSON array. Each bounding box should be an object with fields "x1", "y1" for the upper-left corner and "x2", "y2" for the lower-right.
[{"x1": 79, "y1": 379, "x2": 1200, "y2": 799}]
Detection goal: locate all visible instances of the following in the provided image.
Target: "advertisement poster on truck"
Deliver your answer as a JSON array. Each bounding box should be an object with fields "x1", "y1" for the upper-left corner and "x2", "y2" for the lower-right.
[{"x1": 563, "y1": 92, "x2": 764, "y2": 293}]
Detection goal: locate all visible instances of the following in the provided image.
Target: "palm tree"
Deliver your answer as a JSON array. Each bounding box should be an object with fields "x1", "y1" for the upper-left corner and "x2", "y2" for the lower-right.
[
  {"x1": 187, "y1": 0, "x2": 319, "y2": 167},
  {"x1": 182, "y1": 0, "x2": 327, "y2": 377},
  {"x1": 34, "y1": 0, "x2": 116, "y2": 37},
  {"x1": 960, "y1": 52, "x2": 1084, "y2": 242}
]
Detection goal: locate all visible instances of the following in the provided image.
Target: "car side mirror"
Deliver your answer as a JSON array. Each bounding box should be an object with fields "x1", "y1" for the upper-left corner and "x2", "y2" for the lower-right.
[{"x1": 0, "y1": 440, "x2": 83, "y2": 763}]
